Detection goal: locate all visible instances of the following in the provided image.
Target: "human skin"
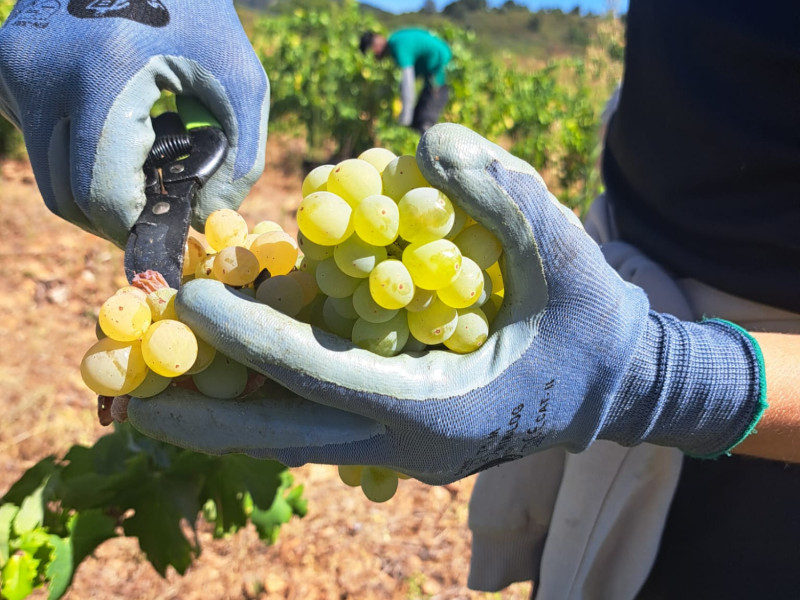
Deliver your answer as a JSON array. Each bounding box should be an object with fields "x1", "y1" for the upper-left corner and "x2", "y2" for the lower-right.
[{"x1": 733, "y1": 332, "x2": 800, "y2": 463}]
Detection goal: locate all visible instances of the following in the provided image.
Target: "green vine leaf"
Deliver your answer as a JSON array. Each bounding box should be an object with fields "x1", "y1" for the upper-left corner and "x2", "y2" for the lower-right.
[
  {"x1": 43, "y1": 535, "x2": 73, "y2": 600},
  {"x1": 121, "y1": 476, "x2": 203, "y2": 576},
  {"x1": 1, "y1": 551, "x2": 38, "y2": 600},
  {"x1": 0, "y1": 504, "x2": 19, "y2": 565}
]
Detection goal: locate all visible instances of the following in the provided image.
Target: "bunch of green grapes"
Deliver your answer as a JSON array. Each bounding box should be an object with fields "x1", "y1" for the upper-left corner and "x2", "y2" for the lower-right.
[
  {"x1": 80, "y1": 214, "x2": 306, "y2": 403},
  {"x1": 295, "y1": 148, "x2": 505, "y2": 359},
  {"x1": 292, "y1": 148, "x2": 506, "y2": 502},
  {"x1": 81, "y1": 145, "x2": 506, "y2": 503}
]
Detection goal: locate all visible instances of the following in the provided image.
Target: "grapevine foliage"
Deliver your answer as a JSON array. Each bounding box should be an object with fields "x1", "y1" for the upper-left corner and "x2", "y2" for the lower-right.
[
  {"x1": 0, "y1": 0, "x2": 25, "y2": 158},
  {"x1": 253, "y1": 0, "x2": 623, "y2": 214},
  {"x1": 0, "y1": 424, "x2": 306, "y2": 600}
]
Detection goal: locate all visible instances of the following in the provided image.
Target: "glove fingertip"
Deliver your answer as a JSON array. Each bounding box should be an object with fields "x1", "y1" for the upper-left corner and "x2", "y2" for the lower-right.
[{"x1": 416, "y1": 123, "x2": 540, "y2": 188}]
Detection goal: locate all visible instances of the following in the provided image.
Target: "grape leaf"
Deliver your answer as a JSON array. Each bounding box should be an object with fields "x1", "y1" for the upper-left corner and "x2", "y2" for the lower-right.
[
  {"x1": 122, "y1": 476, "x2": 202, "y2": 576},
  {"x1": 68, "y1": 509, "x2": 117, "y2": 567},
  {"x1": 44, "y1": 534, "x2": 73, "y2": 600},
  {"x1": 1, "y1": 457, "x2": 57, "y2": 505},
  {"x1": 0, "y1": 504, "x2": 19, "y2": 565},
  {"x1": 57, "y1": 436, "x2": 151, "y2": 510},
  {"x1": 195, "y1": 455, "x2": 285, "y2": 537},
  {"x1": 250, "y1": 473, "x2": 307, "y2": 545},
  {"x1": 12, "y1": 484, "x2": 45, "y2": 535},
  {"x1": 1, "y1": 551, "x2": 38, "y2": 600}
]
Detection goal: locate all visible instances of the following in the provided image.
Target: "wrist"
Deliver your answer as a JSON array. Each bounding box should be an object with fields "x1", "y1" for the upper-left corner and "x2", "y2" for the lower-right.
[{"x1": 602, "y1": 313, "x2": 767, "y2": 456}]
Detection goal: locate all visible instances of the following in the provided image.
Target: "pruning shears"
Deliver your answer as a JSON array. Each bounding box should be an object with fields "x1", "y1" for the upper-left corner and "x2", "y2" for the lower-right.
[{"x1": 124, "y1": 100, "x2": 228, "y2": 289}]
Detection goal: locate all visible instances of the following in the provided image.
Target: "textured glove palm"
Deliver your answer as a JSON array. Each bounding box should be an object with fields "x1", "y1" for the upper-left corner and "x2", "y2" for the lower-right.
[
  {"x1": 0, "y1": 0, "x2": 268, "y2": 245},
  {"x1": 128, "y1": 124, "x2": 765, "y2": 485}
]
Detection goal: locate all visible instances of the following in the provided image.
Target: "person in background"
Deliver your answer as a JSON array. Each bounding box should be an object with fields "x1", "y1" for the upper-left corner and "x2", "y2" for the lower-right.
[{"x1": 359, "y1": 28, "x2": 452, "y2": 133}]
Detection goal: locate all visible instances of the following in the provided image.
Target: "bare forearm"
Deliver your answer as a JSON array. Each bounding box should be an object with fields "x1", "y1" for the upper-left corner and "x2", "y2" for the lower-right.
[{"x1": 732, "y1": 332, "x2": 800, "y2": 463}]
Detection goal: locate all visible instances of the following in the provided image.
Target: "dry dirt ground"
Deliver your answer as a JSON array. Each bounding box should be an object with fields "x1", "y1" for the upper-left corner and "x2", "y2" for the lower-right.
[{"x1": 0, "y1": 136, "x2": 533, "y2": 600}]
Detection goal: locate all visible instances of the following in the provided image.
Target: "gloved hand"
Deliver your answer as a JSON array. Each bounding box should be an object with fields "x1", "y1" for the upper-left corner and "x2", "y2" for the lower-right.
[
  {"x1": 128, "y1": 124, "x2": 766, "y2": 485},
  {"x1": 0, "y1": 0, "x2": 268, "y2": 246}
]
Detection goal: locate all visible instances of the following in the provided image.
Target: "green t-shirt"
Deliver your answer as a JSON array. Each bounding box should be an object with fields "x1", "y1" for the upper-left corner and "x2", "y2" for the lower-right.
[{"x1": 386, "y1": 29, "x2": 452, "y2": 86}]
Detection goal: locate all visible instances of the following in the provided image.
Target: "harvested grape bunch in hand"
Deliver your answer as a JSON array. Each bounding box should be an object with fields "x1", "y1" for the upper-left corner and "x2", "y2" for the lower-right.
[{"x1": 84, "y1": 143, "x2": 506, "y2": 502}]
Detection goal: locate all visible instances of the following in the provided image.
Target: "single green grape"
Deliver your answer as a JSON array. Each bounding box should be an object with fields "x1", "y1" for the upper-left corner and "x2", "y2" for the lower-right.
[
  {"x1": 192, "y1": 353, "x2": 249, "y2": 399},
  {"x1": 327, "y1": 158, "x2": 382, "y2": 207},
  {"x1": 333, "y1": 234, "x2": 387, "y2": 279},
  {"x1": 443, "y1": 307, "x2": 490, "y2": 354},
  {"x1": 360, "y1": 466, "x2": 399, "y2": 502},
  {"x1": 369, "y1": 259, "x2": 415, "y2": 310}
]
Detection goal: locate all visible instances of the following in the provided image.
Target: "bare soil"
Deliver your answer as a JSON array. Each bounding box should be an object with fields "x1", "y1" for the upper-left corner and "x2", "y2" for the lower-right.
[{"x1": 0, "y1": 137, "x2": 532, "y2": 600}]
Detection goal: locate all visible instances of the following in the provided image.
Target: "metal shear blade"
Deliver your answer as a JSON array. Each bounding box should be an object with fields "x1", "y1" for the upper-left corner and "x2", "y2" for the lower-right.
[{"x1": 124, "y1": 120, "x2": 227, "y2": 289}]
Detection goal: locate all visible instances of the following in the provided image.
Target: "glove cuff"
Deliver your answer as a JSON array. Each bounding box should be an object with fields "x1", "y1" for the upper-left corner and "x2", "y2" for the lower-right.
[{"x1": 602, "y1": 313, "x2": 767, "y2": 457}]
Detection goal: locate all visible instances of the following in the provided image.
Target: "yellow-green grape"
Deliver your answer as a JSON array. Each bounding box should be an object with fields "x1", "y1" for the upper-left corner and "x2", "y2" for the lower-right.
[
  {"x1": 297, "y1": 191, "x2": 353, "y2": 246},
  {"x1": 446, "y1": 203, "x2": 469, "y2": 240},
  {"x1": 141, "y1": 319, "x2": 199, "y2": 377},
  {"x1": 444, "y1": 307, "x2": 490, "y2": 354},
  {"x1": 397, "y1": 187, "x2": 455, "y2": 244},
  {"x1": 146, "y1": 287, "x2": 178, "y2": 321},
  {"x1": 353, "y1": 280, "x2": 398, "y2": 324},
  {"x1": 360, "y1": 466, "x2": 399, "y2": 503},
  {"x1": 301, "y1": 163, "x2": 335, "y2": 197},
  {"x1": 338, "y1": 464, "x2": 364, "y2": 487},
  {"x1": 185, "y1": 336, "x2": 217, "y2": 375},
  {"x1": 98, "y1": 293, "x2": 152, "y2": 342},
  {"x1": 482, "y1": 294, "x2": 502, "y2": 324},
  {"x1": 382, "y1": 155, "x2": 429, "y2": 201},
  {"x1": 243, "y1": 232, "x2": 260, "y2": 250},
  {"x1": 250, "y1": 230, "x2": 299, "y2": 276},
  {"x1": 212, "y1": 246, "x2": 261, "y2": 286},
  {"x1": 486, "y1": 260, "x2": 504, "y2": 296},
  {"x1": 396, "y1": 471, "x2": 411, "y2": 480},
  {"x1": 327, "y1": 158, "x2": 382, "y2": 207},
  {"x1": 453, "y1": 223, "x2": 503, "y2": 269},
  {"x1": 238, "y1": 286, "x2": 256, "y2": 299},
  {"x1": 315, "y1": 257, "x2": 361, "y2": 298},
  {"x1": 252, "y1": 220, "x2": 283, "y2": 235},
  {"x1": 183, "y1": 236, "x2": 207, "y2": 276},
  {"x1": 402, "y1": 239, "x2": 462, "y2": 290},
  {"x1": 296, "y1": 294, "x2": 326, "y2": 328},
  {"x1": 437, "y1": 256, "x2": 485, "y2": 309},
  {"x1": 407, "y1": 297, "x2": 458, "y2": 345},
  {"x1": 333, "y1": 235, "x2": 387, "y2": 278},
  {"x1": 352, "y1": 311, "x2": 409, "y2": 357},
  {"x1": 358, "y1": 147, "x2": 397, "y2": 173},
  {"x1": 474, "y1": 269, "x2": 493, "y2": 308},
  {"x1": 298, "y1": 255, "x2": 319, "y2": 278},
  {"x1": 195, "y1": 254, "x2": 216, "y2": 279},
  {"x1": 322, "y1": 297, "x2": 357, "y2": 339},
  {"x1": 129, "y1": 369, "x2": 172, "y2": 398},
  {"x1": 353, "y1": 194, "x2": 400, "y2": 246},
  {"x1": 403, "y1": 335, "x2": 428, "y2": 353},
  {"x1": 80, "y1": 338, "x2": 148, "y2": 396},
  {"x1": 405, "y1": 286, "x2": 436, "y2": 313},
  {"x1": 326, "y1": 295, "x2": 359, "y2": 320},
  {"x1": 297, "y1": 231, "x2": 334, "y2": 261},
  {"x1": 255, "y1": 275, "x2": 304, "y2": 317},
  {"x1": 369, "y1": 259, "x2": 415, "y2": 310},
  {"x1": 204, "y1": 208, "x2": 248, "y2": 251},
  {"x1": 192, "y1": 353, "x2": 248, "y2": 399},
  {"x1": 286, "y1": 270, "x2": 319, "y2": 306},
  {"x1": 114, "y1": 285, "x2": 148, "y2": 301}
]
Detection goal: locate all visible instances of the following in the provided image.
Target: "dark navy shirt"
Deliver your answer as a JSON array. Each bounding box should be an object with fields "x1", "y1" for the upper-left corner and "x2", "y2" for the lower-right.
[
  {"x1": 603, "y1": 0, "x2": 800, "y2": 313},
  {"x1": 604, "y1": 2, "x2": 800, "y2": 598}
]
